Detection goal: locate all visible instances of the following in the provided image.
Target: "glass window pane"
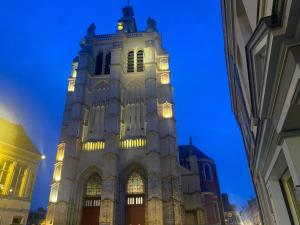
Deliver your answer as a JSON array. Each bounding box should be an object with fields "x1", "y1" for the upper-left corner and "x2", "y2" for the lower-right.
[
  {"x1": 127, "y1": 172, "x2": 144, "y2": 194},
  {"x1": 86, "y1": 174, "x2": 102, "y2": 196}
]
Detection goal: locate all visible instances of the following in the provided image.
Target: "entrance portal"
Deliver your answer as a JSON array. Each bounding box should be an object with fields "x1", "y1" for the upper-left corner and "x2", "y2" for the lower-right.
[
  {"x1": 125, "y1": 173, "x2": 145, "y2": 225},
  {"x1": 81, "y1": 174, "x2": 101, "y2": 225}
]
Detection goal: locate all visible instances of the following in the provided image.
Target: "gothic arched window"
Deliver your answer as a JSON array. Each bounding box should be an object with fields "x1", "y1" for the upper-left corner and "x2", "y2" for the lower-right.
[
  {"x1": 85, "y1": 174, "x2": 102, "y2": 196},
  {"x1": 104, "y1": 52, "x2": 111, "y2": 74},
  {"x1": 95, "y1": 52, "x2": 103, "y2": 75},
  {"x1": 127, "y1": 51, "x2": 134, "y2": 73},
  {"x1": 137, "y1": 50, "x2": 144, "y2": 72},
  {"x1": 126, "y1": 172, "x2": 144, "y2": 194},
  {"x1": 204, "y1": 164, "x2": 212, "y2": 181}
]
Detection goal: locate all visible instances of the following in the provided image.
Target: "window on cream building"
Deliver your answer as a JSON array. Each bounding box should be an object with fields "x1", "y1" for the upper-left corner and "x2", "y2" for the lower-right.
[
  {"x1": 9, "y1": 164, "x2": 28, "y2": 197},
  {"x1": 0, "y1": 159, "x2": 13, "y2": 194},
  {"x1": 24, "y1": 170, "x2": 34, "y2": 199}
]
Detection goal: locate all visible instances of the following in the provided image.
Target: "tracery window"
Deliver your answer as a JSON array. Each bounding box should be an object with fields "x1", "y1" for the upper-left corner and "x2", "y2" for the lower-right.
[
  {"x1": 127, "y1": 172, "x2": 144, "y2": 194},
  {"x1": 137, "y1": 50, "x2": 144, "y2": 72},
  {"x1": 85, "y1": 174, "x2": 102, "y2": 196},
  {"x1": 127, "y1": 51, "x2": 134, "y2": 73},
  {"x1": 95, "y1": 52, "x2": 103, "y2": 75}
]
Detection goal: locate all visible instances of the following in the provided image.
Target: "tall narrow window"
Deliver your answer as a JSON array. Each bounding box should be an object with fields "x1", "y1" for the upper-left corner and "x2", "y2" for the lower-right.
[
  {"x1": 127, "y1": 51, "x2": 134, "y2": 73},
  {"x1": 125, "y1": 172, "x2": 145, "y2": 225},
  {"x1": 127, "y1": 172, "x2": 144, "y2": 194},
  {"x1": 95, "y1": 52, "x2": 103, "y2": 75},
  {"x1": 204, "y1": 164, "x2": 212, "y2": 181},
  {"x1": 104, "y1": 52, "x2": 111, "y2": 74},
  {"x1": 9, "y1": 164, "x2": 27, "y2": 196},
  {"x1": 0, "y1": 159, "x2": 12, "y2": 194},
  {"x1": 86, "y1": 174, "x2": 102, "y2": 196},
  {"x1": 137, "y1": 50, "x2": 144, "y2": 72},
  {"x1": 81, "y1": 174, "x2": 101, "y2": 225}
]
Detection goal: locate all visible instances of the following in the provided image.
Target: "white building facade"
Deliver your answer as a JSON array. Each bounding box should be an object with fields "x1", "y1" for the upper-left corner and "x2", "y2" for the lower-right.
[
  {"x1": 221, "y1": 0, "x2": 300, "y2": 224},
  {"x1": 46, "y1": 7, "x2": 183, "y2": 225}
]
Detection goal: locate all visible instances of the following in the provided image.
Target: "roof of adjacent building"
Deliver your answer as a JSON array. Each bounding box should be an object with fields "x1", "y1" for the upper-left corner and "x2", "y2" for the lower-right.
[
  {"x1": 0, "y1": 118, "x2": 40, "y2": 155},
  {"x1": 178, "y1": 144, "x2": 212, "y2": 160}
]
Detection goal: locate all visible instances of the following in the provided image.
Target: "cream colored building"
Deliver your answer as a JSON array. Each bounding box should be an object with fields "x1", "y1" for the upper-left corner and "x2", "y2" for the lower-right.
[
  {"x1": 45, "y1": 6, "x2": 225, "y2": 225},
  {"x1": 0, "y1": 118, "x2": 41, "y2": 225},
  {"x1": 221, "y1": 0, "x2": 300, "y2": 224}
]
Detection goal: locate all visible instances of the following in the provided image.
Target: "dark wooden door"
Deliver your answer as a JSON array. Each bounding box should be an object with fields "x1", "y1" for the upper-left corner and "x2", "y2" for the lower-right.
[
  {"x1": 81, "y1": 197, "x2": 101, "y2": 225},
  {"x1": 125, "y1": 195, "x2": 145, "y2": 225}
]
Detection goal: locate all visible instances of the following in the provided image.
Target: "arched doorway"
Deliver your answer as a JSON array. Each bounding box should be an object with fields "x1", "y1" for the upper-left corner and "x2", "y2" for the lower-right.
[
  {"x1": 125, "y1": 172, "x2": 145, "y2": 225},
  {"x1": 81, "y1": 174, "x2": 101, "y2": 225}
]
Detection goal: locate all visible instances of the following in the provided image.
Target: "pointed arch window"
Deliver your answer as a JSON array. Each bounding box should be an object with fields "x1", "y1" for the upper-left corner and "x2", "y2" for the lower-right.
[
  {"x1": 104, "y1": 52, "x2": 111, "y2": 74},
  {"x1": 137, "y1": 50, "x2": 144, "y2": 72},
  {"x1": 126, "y1": 172, "x2": 144, "y2": 194},
  {"x1": 204, "y1": 164, "x2": 213, "y2": 181},
  {"x1": 85, "y1": 174, "x2": 102, "y2": 196},
  {"x1": 95, "y1": 52, "x2": 103, "y2": 75},
  {"x1": 127, "y1": 51, "x2": 134, "y2": 73}
]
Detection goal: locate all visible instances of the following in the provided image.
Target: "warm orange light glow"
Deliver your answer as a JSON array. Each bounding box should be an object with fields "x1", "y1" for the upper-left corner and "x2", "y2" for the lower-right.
[
  {"x1": 161, "y1": 73, "x2": 170, "y2": 84},
  {"x1": 49, "y1": 183, "x2": 59, "y2": 203},
  {"x1": 118, "y1": 22, "x2": 123, "y2": 31},
  {"x1": 68, "y1": 78, "x2": 75, "y2": 92},
  {"x1": 53, "y1": 163, "x2": 62, "y2": 182},
  {"x1": 162, "y1": 102, "x2": 173, "y2": 118},
  {"x1": 18, "y1": 168, "x2": 28, "y2": 197},
  {"x1": 159, "y1": 57, "x2": 169, "y2": 71},
  {"x1": 71, "y1": 69, "x2": 77, "y2": 78},
  {"x1": 82, "y1": 141, "x2": 105, "y2": 151},
  {"x1": 120, "y1": 138, "x2": 146, "y2": 149},
  {"x1": 56, "y1": 143, "x2": 65, "y2": 161}
]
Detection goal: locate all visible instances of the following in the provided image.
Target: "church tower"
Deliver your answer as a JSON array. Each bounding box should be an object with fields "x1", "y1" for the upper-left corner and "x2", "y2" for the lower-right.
[{"x1": 46, "y1": 6, "x2": 183, "y2": 225}]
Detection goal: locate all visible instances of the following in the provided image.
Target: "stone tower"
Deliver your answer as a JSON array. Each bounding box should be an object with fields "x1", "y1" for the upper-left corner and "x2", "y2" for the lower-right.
[{"x1": 46, "y1": 6, "x2": 183, "y2": 225}]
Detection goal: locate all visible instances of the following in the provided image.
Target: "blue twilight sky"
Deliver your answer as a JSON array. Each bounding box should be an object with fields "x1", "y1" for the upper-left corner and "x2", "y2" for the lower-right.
[{"x1": 0, "y1": 0, "x2": 255, "y2": 210}]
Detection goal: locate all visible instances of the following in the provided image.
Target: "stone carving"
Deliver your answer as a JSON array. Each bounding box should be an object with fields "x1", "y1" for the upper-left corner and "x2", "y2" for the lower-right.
[
  {"x1": 146, "y1": 17, "x2": 157, "y2": 31},
  {"x1": 87, "y1": 23, "x2": 96, "y2": 37}
]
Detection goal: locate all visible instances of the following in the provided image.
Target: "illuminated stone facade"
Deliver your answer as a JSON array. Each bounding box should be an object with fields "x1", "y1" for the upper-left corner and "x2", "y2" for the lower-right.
[
  {"x1": 46, "y1": 6, "x2": 182, "y2": 225},
  {"x1": 46, "y1": 6, "x2": 225, "y2": 225},
  {"x1": 0, "y1": 118, "x2": 41, "y2": 225}
]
